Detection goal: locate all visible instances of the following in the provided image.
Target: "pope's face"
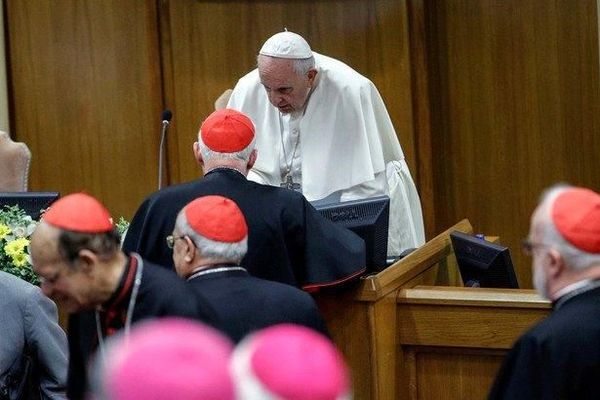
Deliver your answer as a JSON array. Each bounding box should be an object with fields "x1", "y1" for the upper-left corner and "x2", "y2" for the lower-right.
[{"x1": 258, "y1": 56, "x2": 315, "y2": 114}]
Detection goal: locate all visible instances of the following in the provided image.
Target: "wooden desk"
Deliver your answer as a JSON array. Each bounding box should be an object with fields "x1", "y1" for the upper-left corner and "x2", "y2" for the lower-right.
[{"x1": 315, "y1": 219, "x2": 552, "y2": 400}]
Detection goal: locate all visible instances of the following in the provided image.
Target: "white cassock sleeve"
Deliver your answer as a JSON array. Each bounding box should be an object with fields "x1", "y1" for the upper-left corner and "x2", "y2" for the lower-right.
[
  {"x1": 385, "y1": 160, "x2": 426, "y2": 255},
  {"x1": 332, "y1": 160, "x2": 425, "y2": 256}
]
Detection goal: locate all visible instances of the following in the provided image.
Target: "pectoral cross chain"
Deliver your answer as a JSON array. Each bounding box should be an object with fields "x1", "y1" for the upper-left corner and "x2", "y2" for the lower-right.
[{"x1": 280, "y1": 175, "x2": 301, "y2": 191}]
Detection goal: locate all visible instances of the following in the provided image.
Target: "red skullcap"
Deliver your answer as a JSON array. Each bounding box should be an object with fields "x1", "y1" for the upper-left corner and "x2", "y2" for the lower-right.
[
  {"x1": 234, "y1": 324, "x2": 351, "y2": 400},
  {"x1": 184, "y1": 195, "x2": 247, "y2": 242},
  {"x1": 200, "y1": 109, "x2": 255, "y2": 153},
  {"x1": 552, "y1": 187, "x2": 600, "y2": 253},
  {"x1": 42, "y1": 193, "x2": 113, "y2": 233},
  {"x1": 106, "y1": 318, "x2": 234, "y2": 400}
]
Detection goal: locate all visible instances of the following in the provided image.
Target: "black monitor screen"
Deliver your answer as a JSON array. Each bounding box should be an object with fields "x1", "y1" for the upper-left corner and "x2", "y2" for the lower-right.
[
  {"x1": 450, "y1": 231, "x2": 519, "y2": 289},
  {"x1": 314, "y1": 195, "x2": 389, "y2": 272},
  {"x1": 0, "y1": 192, "x2": 60, "y2": 220}
]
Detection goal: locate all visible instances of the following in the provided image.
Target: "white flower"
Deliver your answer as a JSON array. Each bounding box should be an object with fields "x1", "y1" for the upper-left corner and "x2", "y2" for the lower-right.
[
  {"x1": 11, "y1": 226, "x2": 26, "y2": 238},
  {"x1": 26, "y1": 223, "x2": 36, "y2": 236}
]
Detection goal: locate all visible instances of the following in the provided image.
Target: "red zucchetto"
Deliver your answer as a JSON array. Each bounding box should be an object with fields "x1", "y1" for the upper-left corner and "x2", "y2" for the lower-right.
[
  {"x1": 200, "y1": 109, "x2": 255, "y2": 153},
  {"x1": 184, "y1": 195, "x2": 247, "y2": 243},
  {"x1": 42, "y1": 192, "x2": 113, "y2": 233},
  {"x1": 552, "y1": 187, "x2": 600, "y2": 253}
]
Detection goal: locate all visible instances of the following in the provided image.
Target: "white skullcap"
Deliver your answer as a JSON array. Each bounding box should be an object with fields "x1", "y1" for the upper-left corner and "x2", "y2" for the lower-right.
[{"x1": 259, "y1": 31, "x2": 313, "y2": 59}]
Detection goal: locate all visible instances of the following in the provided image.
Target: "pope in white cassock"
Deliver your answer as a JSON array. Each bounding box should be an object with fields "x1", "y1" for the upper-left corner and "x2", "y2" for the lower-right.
[{"x1": 227, "y1": 31, "x2": 425, "y2": 256}]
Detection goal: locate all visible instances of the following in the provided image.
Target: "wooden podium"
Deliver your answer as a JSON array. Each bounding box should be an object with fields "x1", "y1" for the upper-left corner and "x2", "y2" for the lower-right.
[{"x1": 314, "y1": 219, "x2": 551, "y2": 400}]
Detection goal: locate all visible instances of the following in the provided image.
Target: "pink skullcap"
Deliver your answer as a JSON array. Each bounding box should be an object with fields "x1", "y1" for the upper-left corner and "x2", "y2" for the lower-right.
[
  {"x1": 200, "y1": 109, "x2": 254, "y2": 153},
  {"x1": 552, "y1": 187, "x2": 600, "y2": 253},
  {"x1": 42, "y1": 192, "x2": 113, "y2": 233},
  {"x1": 236, "y1": 324, "x2": 351, "y2": 400},
  {"x1": 106, "y1": 318, "x2": 234, "y2": 400},
  {"x1": 184, "y1": 195, "x2": 247, "y2": 242}
]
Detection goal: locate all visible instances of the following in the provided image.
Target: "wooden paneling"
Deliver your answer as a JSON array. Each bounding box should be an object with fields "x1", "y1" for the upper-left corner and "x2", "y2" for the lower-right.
[
  {"x1": 6, "y1": 0, "x2": 163, "y2": 219},
  {"x1": 161, "y1": 0, "x2": 418, "y2": 189},
  {"x1": 5, "y1": 1, "x2": 600, "y2": 287},
  {"x1": 407, "y1": 0, "x2": 436, "y2": 237},
  {"x1": 316, "y1": 287, "x2": 385, "y2": 400},
  {"x1": 411, "y1": 348, "x2": 505, "y2": 400},
  {"x1": 423, "y1": 0, "x2": 600, "y2": 286},
  {"x1": 397, "y1": 286, "x2": 551, "y2": 399}
]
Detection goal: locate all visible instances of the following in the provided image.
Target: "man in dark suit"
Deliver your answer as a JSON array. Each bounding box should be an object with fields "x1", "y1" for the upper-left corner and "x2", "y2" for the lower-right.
[
  {"x1": 172, "y1": 195, "x2": 329, "y2": 343},
  {"x1": 30, "y1": 193, "x2": 217, "y2": 400},
  {"x1": 123, "y1": 108, "x2": 365, "y2": 291},
  {"x1": 0, "y1": 270, "x2": 68, "y2": 399},
  {"x1": 489, "y1": 184, "x2": 600, "y2": 399}
]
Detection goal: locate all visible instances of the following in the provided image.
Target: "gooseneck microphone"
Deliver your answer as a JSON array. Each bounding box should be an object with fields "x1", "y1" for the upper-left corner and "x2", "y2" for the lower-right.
[{"x1": 158, "y1": 109, "x2": 172, "y2": 190}]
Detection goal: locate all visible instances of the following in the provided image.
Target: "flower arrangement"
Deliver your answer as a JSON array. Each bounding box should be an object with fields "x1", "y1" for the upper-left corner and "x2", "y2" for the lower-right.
[
  {"x1": 0, "y1": 204, "x2": 131, "y2": 286},
  {"x1": 0, "y1": 205, "x2": 39, "y2": 285}
]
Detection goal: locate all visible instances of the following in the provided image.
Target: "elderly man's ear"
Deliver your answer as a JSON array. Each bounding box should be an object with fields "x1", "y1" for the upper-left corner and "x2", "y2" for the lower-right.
[
  {"x1": 76, "y1": 249, "x2": 98, "y2": 274},
  {"x1": 307, "y1": 68, "x2": 318, "y2": 86},
  {"x1": 546, "y1": 248, "x2": 565, "y2": 279},
  {"x1": 248, "y1": 149, "x2": 257, "y2": 169},
  {"x1": 193, "y1": 142, "x2": 204, "y2": 166}
]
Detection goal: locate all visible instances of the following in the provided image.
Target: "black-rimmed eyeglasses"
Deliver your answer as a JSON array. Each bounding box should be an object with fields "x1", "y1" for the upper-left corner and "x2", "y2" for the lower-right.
[
  {"x1": 166, "y1": 235, "x2": 186, "y2": 249},
  {"x1": 521, "y1": 238, "x2": 550, "y2": 256}
]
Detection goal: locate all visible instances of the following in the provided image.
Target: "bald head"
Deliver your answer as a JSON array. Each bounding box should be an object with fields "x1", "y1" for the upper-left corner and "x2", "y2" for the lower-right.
[
  {"x1": 30, "y1": 221, "x2": 61, "y2": 271},
  {"x1": 528, "y1": 184, "x2": 600, "y2": 300}
]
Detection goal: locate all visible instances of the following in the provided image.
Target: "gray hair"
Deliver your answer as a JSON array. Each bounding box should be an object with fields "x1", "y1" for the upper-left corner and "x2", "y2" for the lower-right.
[
  {"x1": 536, "y1": 183, "x2": 600, "y2": 271},
  {"x1": 175, "y1": 212, "x2": 247, "y2": 264},
  {"x1": 197, "y1": 133, "x2": 256, "y2": 163},
  {"x1": 292, "y1": 56, "x2": 315, "y2": 75},
  {"x1": 58, "y1": 229, "x2": 121, "y2": 267},
  {"x1": 256, "y1": 55, "x2": 315, "y2": 77}
]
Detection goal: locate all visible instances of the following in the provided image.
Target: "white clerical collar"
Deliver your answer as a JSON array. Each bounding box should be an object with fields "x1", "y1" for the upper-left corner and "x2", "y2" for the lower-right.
[
  {"x1": 553, "y1": 279, "x2": 600, "y2": 309},
  {"x1": 186, "y1": 265, "x2": 246, "y2": 281},
  {"x1": 206, "y1": 166, "x2": 245, "y2": 176}
]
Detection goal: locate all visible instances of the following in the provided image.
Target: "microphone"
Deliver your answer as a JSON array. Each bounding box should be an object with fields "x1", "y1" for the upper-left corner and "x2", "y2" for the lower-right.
[
  {"x1": 161, "y1": 109, "x2": 172, "y2": 125},
  {"x1": 158, "y1": 109, "x2": 172, "y2": 190}
]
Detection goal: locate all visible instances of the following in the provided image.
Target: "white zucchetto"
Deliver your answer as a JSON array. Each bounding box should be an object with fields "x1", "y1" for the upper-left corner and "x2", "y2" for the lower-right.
[{"x1": 259, "y1": 31, "x2": 313, "y2": 59}]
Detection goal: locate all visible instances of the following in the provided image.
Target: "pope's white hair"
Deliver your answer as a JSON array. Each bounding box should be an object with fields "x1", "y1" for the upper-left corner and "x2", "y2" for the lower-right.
[
  {"x1": 197, "y1": 133, "x2": 256, "y2": 163},
  {"x1": 175, "y1": 212, "x2": 247, "y2": 263},
  {"x1": 292, "y1": 56, "x2": 315, "y2": 75},
  {"x1": 536, "y1": 183, "x2": 600, "y2": 271}
]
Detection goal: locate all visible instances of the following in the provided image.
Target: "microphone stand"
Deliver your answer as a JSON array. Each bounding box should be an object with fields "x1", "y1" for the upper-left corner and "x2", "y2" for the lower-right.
[{"x1": 158, "y1": 119, "x2": 170, "y2": 190}]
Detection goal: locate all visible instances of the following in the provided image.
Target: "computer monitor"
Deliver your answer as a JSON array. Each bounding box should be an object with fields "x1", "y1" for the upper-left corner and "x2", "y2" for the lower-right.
[
  {"x1": 0, "y1": 192, "x2": 60, "y2": 220},
  {"x1": 450, "y1": 231, "x2": 519, "y2": 289},
  {"x1": 314, "y1": 195, "x2": 389, "y2": 272}
]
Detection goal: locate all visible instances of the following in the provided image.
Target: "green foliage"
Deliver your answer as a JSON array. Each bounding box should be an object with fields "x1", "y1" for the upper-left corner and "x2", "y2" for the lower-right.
[{"x1": 115, "y1": 216, "x2": 130, "y2": 238}]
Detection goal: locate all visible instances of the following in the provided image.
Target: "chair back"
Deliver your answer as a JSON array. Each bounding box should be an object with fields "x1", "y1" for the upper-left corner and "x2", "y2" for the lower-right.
[
  {"x1": 214, "y1": 89, "x2": 233, "y2": 110},
  {"x1": 0, "y1": 131, "x2": 31, "y2": 191}
]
